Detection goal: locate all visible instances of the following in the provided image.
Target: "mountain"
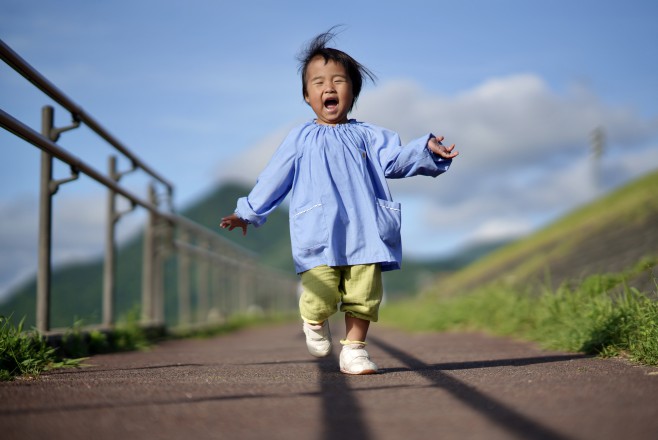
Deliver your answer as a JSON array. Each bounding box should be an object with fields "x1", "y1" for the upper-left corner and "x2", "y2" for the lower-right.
[
  {"x1": 180, "y1": 183, "x2": 294, "y2": 271},
  {"x1": 1, "y1": 182, "x2": 487, "y2": 327},
  {"x1": 0, "y1": 183, "x2": 280, "y2": 328}
]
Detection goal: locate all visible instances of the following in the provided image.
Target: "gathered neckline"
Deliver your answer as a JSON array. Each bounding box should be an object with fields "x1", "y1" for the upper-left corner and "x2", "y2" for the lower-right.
[
  {"x1": 308, "y1": 119, "x2": 361, "y2": 131},
  {"x1": 311, "y1": 119, "x2": 359, "y2": 128}
]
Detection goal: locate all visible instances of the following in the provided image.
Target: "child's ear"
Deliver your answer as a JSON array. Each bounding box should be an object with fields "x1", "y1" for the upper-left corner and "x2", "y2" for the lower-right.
[{"x1": 304, "y1": 94, "x2": 310, "y2": 104}]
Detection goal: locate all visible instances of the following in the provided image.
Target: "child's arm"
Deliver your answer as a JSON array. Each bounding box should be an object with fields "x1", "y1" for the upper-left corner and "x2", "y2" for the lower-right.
[
  {"x1": 427, "y1": 135, "x2": 459, "y2": 159},
  {"x1": 220, "y1": 213, "x2": 249, "y2": 236},
  {"x1": 369, "y1": 126, "x2": 457, "y2": 179}
]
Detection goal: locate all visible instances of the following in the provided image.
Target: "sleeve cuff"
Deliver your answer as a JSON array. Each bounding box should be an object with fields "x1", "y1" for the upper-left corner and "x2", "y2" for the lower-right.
[{"x1": 235, "y1": 197, "x2": 266, "y2": 227}]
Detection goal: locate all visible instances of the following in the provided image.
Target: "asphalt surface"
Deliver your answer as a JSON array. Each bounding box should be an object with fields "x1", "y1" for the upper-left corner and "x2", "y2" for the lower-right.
[{"x1": 2, "y1": 321, "x2": 658, "y2": 440}]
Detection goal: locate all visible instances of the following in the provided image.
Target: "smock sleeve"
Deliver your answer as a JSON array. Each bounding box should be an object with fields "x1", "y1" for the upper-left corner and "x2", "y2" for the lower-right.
[
  {"x1": 235, "y1": 130, "x2": 298, "y2": 227},
  {"x1": 367, "y1": 126, "x2": 452, "y2": 179}
]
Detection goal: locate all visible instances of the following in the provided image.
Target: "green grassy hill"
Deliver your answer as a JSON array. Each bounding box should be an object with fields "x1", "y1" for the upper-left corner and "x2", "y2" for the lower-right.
[
  {"x1": 426, "y1": 169, "x2": 658, "y2": 299},
  {"x1": 182, "y1": 182, "x2": 295, "y2": 271}
]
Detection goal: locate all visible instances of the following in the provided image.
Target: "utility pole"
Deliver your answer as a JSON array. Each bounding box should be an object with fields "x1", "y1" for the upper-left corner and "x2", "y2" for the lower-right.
[{"x1": 590, "y1": 127, "x2": 605, "y2": 194}]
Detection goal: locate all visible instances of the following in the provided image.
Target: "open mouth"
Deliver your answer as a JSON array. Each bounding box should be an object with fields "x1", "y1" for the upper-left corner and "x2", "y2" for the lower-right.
[{"x1": 324, "y1": 98, "x2": 339, "y2": 110}]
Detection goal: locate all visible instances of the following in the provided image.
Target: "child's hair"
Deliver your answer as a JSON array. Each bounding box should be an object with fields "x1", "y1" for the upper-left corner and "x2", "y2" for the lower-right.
[{"x1": 297, "y1": 26, "x2": 377, "y2": 112}]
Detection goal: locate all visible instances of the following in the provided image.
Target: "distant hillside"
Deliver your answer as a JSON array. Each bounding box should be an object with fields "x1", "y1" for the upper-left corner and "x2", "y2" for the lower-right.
[
  {"x1": 181, "y1": 182, "x2": 294, "y2": 271},
  {"x1": 1, "y1": 182, "x2": 491, "y2": 327},
  {"x1": 0, "y1": 182, "x2": 290, "y2": 328},
  {"x1": 428, "y1": 169, "x2": 658, "y2": 298}
]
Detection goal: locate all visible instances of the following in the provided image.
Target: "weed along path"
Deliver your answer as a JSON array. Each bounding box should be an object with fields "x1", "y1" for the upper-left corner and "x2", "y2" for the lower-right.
[{"x1": 1, "y1": 322, "x2": 657, "y2": 440}]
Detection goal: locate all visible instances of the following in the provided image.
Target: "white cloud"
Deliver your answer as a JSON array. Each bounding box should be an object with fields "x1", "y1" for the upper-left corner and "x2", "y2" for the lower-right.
[
  {"x1": 50, "y1": 194, "x2": 106, "y2": 261},
  {"x1": 0, "y1": 192, "x2": 143, "y2": 301},
  {"x1": 610, "y1": 145, "x2": 658, "y2": 179},
  {"x1": 469, "y1": 218, "x2": 534, "y2": 243},
  {"x1": 0, "y1": 196, "x2": 39, "y2": 302},
  {"x1": 356, "y1": 75, "x2": 658, "y2": 176},
  {"x1": 214, "y1": 123, "x2": 303, "y2": 185}
]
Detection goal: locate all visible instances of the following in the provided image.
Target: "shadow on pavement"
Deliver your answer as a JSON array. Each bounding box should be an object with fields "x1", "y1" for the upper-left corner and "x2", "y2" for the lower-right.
[
  {"x1": 381, "y1": 354, "x2": 589, "y2": 374},
  {"x1": 317, "y1": 353, "x2": 374, "y2": 440},
  {"x1": 371, "y1": 336, "x2": 575, "y2": 440}
]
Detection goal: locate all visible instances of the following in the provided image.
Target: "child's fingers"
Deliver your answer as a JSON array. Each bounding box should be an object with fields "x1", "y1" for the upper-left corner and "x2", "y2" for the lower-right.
[
  {"x1": 432, "y1": 142, "x2": 459, "y2": 158},
  {"x1": 220, "y1": 217, "x2": 248, "y2": 236},
  {"x1": 444, "y1": 144, "x2": 459, "y2": 157},
  {"x1": 430, "y1": 137, "x2": 444, "y2": 149}
]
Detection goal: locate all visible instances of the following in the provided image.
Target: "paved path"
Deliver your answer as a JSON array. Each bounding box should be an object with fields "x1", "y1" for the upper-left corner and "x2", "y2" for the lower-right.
[{"x1": 2, "y1": 321, "x2": 658, "y2": 440}]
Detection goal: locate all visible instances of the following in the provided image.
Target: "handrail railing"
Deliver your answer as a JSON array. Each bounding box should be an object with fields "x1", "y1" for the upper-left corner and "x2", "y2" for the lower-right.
[
  {"x1": 1, "y1": 107, "x2": 253, "y2": 255},
  {"x1": 0, "y1": 39, "x2": 174, "y2": 198},
  {"x1": 0, "y1": 39, "x2": 297, "y2": 334},
  {"x1": 1, "y1": 109, "x2": 164, "y2": 217}
]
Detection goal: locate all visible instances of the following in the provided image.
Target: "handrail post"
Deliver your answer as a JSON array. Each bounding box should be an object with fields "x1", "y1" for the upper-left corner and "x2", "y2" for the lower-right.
[
  {"x1": 155, "y1": 215, "x2": 174, "y2": 327},
  {"x1": 210, "y1": 250, "x2": 222, "y2": 323},
  {"x1": 141, "y1": 183, "x2": 157, "y2": 325},
  {"x1": 198, "y1": 239, "x2": 210, "y2": 322},
  {"x1": 153, "y1": 241, "x2": 165, "y2": 326},
  {"x1": 177, "y1": 229, "x2": 191, "y2": 327},
  {"x1": 239, "y1": 263, "x2": 247, "y2": 313},
  {"x1": 195, "y1": 237, "x2": 207, "y2": 323},
  {"x1": 36, "y1": 106, "x2": 54, "y2": 333},
  {"x1": 102, "y1": 156, "x2": 118, "y2": 328},
  {"x1": 36, "y1": 105, "x2": 80, "y2": 332}
]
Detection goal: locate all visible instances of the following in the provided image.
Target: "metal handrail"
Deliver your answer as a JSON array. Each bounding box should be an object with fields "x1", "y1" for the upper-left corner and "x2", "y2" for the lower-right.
[
  {"x1": 1, "y1": 109, "x2": 162, "y2": 215},
  {"x1": 0, "y1": 108, "x2": 256, "y2": 258},
  {"x1": 0, "y1": 38, "x2": 174, "y2": 197},
  {"x1": 0, "y1": 40, "x2": 297, "y2": 334}
]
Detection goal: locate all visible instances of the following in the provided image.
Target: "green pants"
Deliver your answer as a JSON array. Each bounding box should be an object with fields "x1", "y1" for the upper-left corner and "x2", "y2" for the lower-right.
[{"x1": 299, "y1": 264, "x2": 383, "y2": 323}]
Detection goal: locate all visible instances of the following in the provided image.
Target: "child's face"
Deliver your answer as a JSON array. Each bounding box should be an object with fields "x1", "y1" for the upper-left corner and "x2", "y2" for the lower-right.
[{"x1": 304, "y1": 56, "x2": 354, "y2": 125}]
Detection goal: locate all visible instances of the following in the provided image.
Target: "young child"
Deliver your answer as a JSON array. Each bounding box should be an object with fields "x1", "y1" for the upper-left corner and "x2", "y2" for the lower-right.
[{"x1": 220, "y1": 29, "x2": 458, "y2": 375}]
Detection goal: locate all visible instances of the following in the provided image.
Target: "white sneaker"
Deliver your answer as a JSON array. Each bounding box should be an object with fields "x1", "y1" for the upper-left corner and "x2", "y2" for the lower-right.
[
  {"x1": 340, "y1": 343, "x2": 379, "y2": 375},
  {"x1": 303, "y1": 321, "x2": 332, "y2": 357}
]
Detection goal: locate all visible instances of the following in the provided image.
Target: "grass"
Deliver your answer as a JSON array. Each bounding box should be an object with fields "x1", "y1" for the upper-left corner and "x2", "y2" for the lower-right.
[
  {"x1": 396, "y1": 171, "x2": 658, "y2": 366},
  {"x1": 381, "y1": 260, "x2": 658, "y2": 366},
  {"x1": 59, "y1": 307, "x2": 153, "y2": 358},
  {"x1": 0, "y1": 316, "x2": 84, "y2": 381},
  {"x1": 1, "y1": 308, "x2": 296, "y2": 381},
  {"x1": 169, "y1": 312, "x2": 297, "y2": 339},
  {"x1": 1, "y1": 307, "x2": 153, "y2": 381}
]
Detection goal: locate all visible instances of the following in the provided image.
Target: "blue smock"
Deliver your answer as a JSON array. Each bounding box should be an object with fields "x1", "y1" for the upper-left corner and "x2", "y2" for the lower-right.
[{"x1": 235, "y1": 119, "x2": 452, "y2": 274}]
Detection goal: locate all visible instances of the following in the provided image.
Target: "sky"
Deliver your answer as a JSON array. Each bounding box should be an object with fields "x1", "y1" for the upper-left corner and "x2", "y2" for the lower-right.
[{"x1": 1, "y1": 0, "x2": 658, "y2": 302}]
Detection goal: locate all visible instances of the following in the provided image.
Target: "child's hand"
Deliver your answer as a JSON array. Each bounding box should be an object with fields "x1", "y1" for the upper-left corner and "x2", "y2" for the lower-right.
[
  {"x1": 220, "y1": 213, "x2": 249, "y2": 236},
  {"x1": 428, "y1": 136, "x2": 459, "y2": 159}
]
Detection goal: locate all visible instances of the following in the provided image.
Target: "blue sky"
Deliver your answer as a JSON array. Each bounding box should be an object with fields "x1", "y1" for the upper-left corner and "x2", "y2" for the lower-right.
[{"x1": 1, "y1": 0, "x2": 658, "y2": 301}]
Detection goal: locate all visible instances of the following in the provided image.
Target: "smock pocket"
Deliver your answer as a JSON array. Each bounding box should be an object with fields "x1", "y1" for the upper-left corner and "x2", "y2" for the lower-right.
[
  {"x1": 291, "y1": 203, "x2": 328, "y2": 250},
  {"x1": 375, "y1": 198, "x2": 402, "y2": 246}
]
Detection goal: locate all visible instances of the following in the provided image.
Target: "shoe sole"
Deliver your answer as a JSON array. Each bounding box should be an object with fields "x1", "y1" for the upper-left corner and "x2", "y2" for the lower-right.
[
  {"x1": 340, "y1": 368, "x2": 379, "y2": 375},
  {"x1": 309, "y1": 349, "x2": 332, "y2": 358}
]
